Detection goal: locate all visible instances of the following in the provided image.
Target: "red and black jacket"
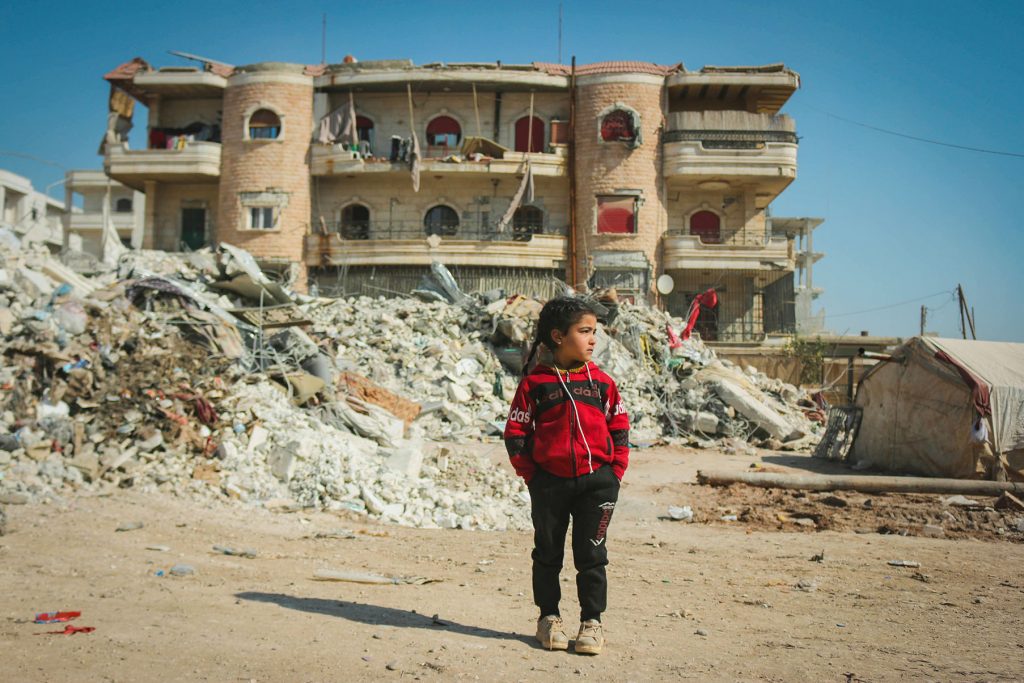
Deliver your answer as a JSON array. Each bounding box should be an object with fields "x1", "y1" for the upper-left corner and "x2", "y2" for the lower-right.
[{"x1": 503, "y1": 361, "x2": 629, "y2": 483}]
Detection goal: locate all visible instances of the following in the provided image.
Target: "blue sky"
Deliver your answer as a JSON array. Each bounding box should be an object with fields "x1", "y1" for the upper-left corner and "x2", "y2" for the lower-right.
[{"x1": 2, "y1": 0, "x2": 1021, "y2": 341}]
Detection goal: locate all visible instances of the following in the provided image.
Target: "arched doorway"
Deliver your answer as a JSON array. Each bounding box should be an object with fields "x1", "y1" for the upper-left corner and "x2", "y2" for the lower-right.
[{"x1": 514, "y1": 116, "x2": 544, "y2": 153}]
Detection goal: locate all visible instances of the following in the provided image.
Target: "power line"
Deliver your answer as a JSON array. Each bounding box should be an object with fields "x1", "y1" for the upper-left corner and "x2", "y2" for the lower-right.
[
  {"x1": 799, "y1": 104, "x2": 1024, "y2": 159},
  {"x1": 0, "y1": 150, "x2": 67, "y2": 170},
  {"x1": 824, "y1": 289, "x2": 954, "y2": 319}
]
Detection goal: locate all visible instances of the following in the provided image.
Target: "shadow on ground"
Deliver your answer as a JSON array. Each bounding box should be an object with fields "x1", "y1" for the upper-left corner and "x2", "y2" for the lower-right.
[
  {"x1": 236, "y1": 592, "x2": 536, "y2": 646},
  {"x1": 761, "y1": 453, "x2": 858, "y2": 475}
]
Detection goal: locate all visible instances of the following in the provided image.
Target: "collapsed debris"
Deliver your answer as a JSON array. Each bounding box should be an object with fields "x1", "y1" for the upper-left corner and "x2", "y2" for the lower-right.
[{"x1": 0, "y1": 232, "x2": 822, "y2": 530}]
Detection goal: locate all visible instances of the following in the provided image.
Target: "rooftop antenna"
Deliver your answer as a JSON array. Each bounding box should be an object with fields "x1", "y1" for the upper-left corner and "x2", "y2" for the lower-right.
[
  {"x1": 558, "y1": 2, "x2": 563, "y2": 64},
  {"x1": 321, "y1": 13, "x2": 327, "y2": 65},
  {"x1": 168, "y1": 50, "x2": 232, "y2": 67}
]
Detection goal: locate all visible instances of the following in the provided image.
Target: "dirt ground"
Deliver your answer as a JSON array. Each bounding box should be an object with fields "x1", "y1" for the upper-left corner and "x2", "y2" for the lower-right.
[{"x1": 2, "y1": 444, "x2": 1023, "y2": 682}]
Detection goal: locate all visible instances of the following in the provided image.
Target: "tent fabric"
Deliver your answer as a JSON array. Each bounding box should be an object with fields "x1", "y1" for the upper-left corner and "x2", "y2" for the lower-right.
[
  {"x1": 852, "y1": 337, "x2": 1024, "y2": 480},
  {"x1": 922, "y1": 337, "x2": 1024, "y2": 454}
]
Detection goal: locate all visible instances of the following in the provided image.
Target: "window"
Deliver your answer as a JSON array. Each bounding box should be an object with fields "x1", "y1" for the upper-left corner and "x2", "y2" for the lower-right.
[
  {"x1": 514, "y1": 116, "x2": 544, "y2": 153},
  {"x1": 424, "y1": 205, "x2": 459, "y2": 236},
  {"x1": 340, "y1": 204, "x2": 370, "y2": 240},
  {"x1": 249, "y1": 206, "x2": 277, "y2": 230},
  {"x1": 115, "y1": 198, "x2": 133, "y2": 213},
  {"x1": 596, "y1": 196, "x2": 637, "y2": 234},
  {"x1": 426, "y1": 116, "x2": 461, "y2": 148},
  {"x1": 690, "y1": 210, "x2": 721, "y2": 244},
  {"x1": 248, "y1": 109, "x2": 281, "y2": 139},
  {"x1": 600, "y1": 110, "x2": 636, "y2": 142},
  {"x1": 512, "y1": 205, "x2": 544, "y2": 241}
]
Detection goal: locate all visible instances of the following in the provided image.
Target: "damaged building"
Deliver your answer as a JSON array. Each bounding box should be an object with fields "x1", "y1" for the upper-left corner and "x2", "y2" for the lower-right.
[{"x1": 99, "y1": 55, "x2": 824, "y2": 343}]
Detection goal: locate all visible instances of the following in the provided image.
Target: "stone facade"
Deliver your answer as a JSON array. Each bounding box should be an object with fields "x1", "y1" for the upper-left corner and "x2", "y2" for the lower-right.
[
  {"x1": 101, "y1": 58, "x2": 820, "y2": 341},
  {"x1": 217, "y1": 66, "x2": 313, "y2": 288}
]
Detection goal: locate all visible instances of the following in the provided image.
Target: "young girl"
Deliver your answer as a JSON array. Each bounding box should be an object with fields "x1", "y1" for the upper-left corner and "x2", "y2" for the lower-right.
[{"x1": 504, "y1": 296, "x2": 630, "y2": 655}]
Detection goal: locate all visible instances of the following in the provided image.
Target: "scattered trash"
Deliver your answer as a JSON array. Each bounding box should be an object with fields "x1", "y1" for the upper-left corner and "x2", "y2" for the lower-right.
[
  {"x1": 169, "y1": 564, "x2": 195, "y2": 577},
  {"x1": 115, "y1": 521, "x2": 144, "y2": 532},
  {"x1": 910, "y1": 572, "x2": 932, "y2": 583},
  {"x1": 694, "y1": 628, "x2": 709, "y2": 637},
  {"x1": 809, "y1": 550, "x2": 825, "y2": 563},
  {"x1": 795, "y1": 579, "x2": 817, "y2": 592},
  {"x1": 667, "y1": 505, "x2": 694, "y2": 522},
  {"x1": 34, "y1": 611, "x2": 81, "y2": 624},
  {"x1": 212, "y1": 545, "x2": 257, "y2": 559},
  {"x1": 720, "y1": 514, "x2": 738, "y2": 522},
  {"x1": 941, "y1": 495, "x2": 979, "y2": 508},
  {"x1": 312, "y1": 568, "x2": 439, "y2": 585},
  {"x1": 887, "y1": 560, "x2": 921, "y2": 568},
  {"x1": 145, "y1": 544, "x2": 171, "y2": 552}
]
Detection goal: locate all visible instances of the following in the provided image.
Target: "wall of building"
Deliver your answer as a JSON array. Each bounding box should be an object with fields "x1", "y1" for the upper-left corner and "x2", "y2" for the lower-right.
[
  {"x1": 573, "y1": 74, "x2": 667, "y2": 294},
  {"x1": 217, "y1": 66, "x2": 313, "y2": 288},
  {"x1": 311, "y1": 174, "x2": 569, "y2": 237},
  {"x1": 154, "y1": 98, "x2": 223, "y2": 130},
  {"x1": 665, "y1": 188, "x2": 766, "y2": 242},
  {"x1": 149, "y1": 183, "x2": 219, "y2": 251},
  {"x1": 319, "y1": 91, "x2": 569, "y2": 156}
]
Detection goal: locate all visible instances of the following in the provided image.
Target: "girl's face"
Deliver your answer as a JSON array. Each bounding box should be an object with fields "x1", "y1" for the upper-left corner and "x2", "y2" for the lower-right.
[{"x1": 551, "y1": 313, "x2": 598, "y2": 366}]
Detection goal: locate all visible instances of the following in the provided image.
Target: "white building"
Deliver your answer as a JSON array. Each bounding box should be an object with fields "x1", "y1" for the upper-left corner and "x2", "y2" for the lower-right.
[
  {"x1": 0, "y1": 169, "x2": 75, "y2": 251},
  {"x1": 63, "y1": 170, "x2": 146, "y2": 257}
]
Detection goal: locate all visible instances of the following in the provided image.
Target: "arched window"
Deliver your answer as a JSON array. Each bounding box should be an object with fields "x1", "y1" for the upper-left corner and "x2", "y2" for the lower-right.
[
  {"x1": 690, "y1": 210, "x2": 721, "y2": 244},
  {"x1": 512, "y1": 205, "x2": 544, "y2": 241},
  {"x1": 514, "y1": 116, "x2": 544, "y2": 153},
  {"x1": 600, "y1": 109, "x2": 636, "y2": 142},
  {"x1": 249, "y1": 109, "x2": 281, "y2": 139},
  {"x1": 356, "y1": 116, "x2": 374, "y2": 143},
  {"x1": 114, "y1": 198, "x2": 133, "y2": 213},
  {"x1": 340, "y1": 204, "x2": 370, "y2": 240},
  {"x1": 424, "y1": 205, "x2": 459, "y2": 236},
  {"x1": 426, "y1": 116, "x2": 461, "y2": 148}
]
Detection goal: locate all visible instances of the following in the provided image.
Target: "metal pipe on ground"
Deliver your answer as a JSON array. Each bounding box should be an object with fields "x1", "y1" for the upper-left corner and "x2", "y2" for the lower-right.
[{"x1": 696, "y1": 469, "x2": 1024, "y2": 497}]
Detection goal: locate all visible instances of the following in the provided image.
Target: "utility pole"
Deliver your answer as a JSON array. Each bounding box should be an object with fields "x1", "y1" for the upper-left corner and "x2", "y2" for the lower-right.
[
  {"x1": 957, "y1": 284, "x2": 967, "y2": 339},
  {"x1": 919, "y1": 305, "x2": 927, "y2": 337},
  {"x1": 956, "y1": 283, "x2": 977, "y2": 340}
]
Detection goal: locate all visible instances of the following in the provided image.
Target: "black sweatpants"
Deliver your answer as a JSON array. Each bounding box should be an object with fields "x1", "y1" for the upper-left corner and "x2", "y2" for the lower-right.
[{"x1": 528, "y1": 465, "x2": 620, "y2": 622}]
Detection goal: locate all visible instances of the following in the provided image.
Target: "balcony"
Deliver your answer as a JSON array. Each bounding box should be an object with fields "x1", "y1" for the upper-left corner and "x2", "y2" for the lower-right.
[
  {"x1": 104, "y1": 141, "x2": 221, "y2": 190},
  {"x1": 306, "y1": 221, "x2": 567, "y2": 269},
  {"x1": 663, "y1": 112, "x2": 797, "y2": 198},
  {"x1": 663, "y1": 229, "x2": 793, "y2": 274},
  {"x1": 311, "y1": 146, "x2": 567, "y2": 177},
  {"x1": 67, "y1": 212, "x2": 138, "y2": 232}
]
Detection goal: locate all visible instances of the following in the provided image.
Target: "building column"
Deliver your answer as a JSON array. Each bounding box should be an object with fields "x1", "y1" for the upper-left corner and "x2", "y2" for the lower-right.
[{"x1": 143, "y1": 181, "x2": 157, "y2": 250}]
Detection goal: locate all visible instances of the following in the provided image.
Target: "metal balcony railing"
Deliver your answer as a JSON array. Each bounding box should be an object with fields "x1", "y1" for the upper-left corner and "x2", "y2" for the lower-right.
[
  {"x1": 327, "y1": 220, "x2": 568, "y2": 242},
  {"x1": 664, "y1": 111, "x2": 798, "y2": 148},
  {"x1": 665, "y1": 226, "x2": 777, "y2": 247}
]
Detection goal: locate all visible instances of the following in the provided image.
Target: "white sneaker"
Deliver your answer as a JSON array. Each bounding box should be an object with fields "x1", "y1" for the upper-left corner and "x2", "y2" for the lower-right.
[
  {"x1": 535, "y1": 615, "x2": 569, "y2": 650},
  {"x1": 574, "y1": 619, "x2": 604, "y2": 655}
]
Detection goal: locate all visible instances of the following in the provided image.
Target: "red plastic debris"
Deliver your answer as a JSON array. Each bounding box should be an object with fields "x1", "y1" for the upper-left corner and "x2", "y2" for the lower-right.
[
  {"x1": 37, "y1": 625, "x2": 95, "y2": 635},
  {"x1": 34, "y1": 611, "x2": 81, "y2": 624}
]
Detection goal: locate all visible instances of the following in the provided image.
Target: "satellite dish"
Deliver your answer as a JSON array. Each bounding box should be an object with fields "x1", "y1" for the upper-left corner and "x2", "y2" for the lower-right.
[{"x1": 656, "y1": 274, "x2": 675, "y2": 295}]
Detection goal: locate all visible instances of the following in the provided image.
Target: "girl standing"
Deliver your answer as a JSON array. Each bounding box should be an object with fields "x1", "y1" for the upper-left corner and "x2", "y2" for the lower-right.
[{"x1": 504, "y1": 297, "x2": 630, "y2": 655}]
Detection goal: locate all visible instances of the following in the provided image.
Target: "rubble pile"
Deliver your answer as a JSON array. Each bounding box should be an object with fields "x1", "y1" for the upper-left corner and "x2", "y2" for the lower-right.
[{"x1": 0, "y1": 233, "x2": 820, "y2": 530}]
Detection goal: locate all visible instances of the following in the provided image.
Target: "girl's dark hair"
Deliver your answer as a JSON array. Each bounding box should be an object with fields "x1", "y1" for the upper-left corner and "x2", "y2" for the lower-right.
[{"x1": 522, "y1": 296, "x2": 597, "y2": 373}]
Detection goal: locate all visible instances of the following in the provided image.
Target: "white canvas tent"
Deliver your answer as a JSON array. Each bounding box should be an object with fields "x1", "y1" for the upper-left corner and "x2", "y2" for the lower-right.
[{"x1": 852, "y1": 337, "x2": 1024, "y2": 480}]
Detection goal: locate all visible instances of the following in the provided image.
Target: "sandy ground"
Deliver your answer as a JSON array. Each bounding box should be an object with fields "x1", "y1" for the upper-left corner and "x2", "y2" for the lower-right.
[{"x1": 2, "y1": 445, "x2": 1023, "y2": 682}]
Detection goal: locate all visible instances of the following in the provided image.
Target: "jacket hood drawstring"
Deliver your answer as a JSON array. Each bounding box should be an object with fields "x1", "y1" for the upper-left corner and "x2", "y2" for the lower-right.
[{"x1": 554, "y1": 364, "x2": 595, "y2": 474}]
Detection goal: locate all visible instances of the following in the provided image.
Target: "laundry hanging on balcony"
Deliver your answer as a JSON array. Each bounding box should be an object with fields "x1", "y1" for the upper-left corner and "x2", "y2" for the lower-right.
[
  {"x1": 496, "y1": 160, "x2": 535, "y2": 233},
  {"x1": 407, "y1": 83, "x2": 421, "y2": 193},
  {"x1": 316, "y1": 92, "x2": 358, "y2": 147}
]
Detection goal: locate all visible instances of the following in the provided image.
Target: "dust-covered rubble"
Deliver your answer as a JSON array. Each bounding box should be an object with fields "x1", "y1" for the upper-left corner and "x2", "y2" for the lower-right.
[{"x1": 0, "y1": 230, "x2": 821, "y2": 530}]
